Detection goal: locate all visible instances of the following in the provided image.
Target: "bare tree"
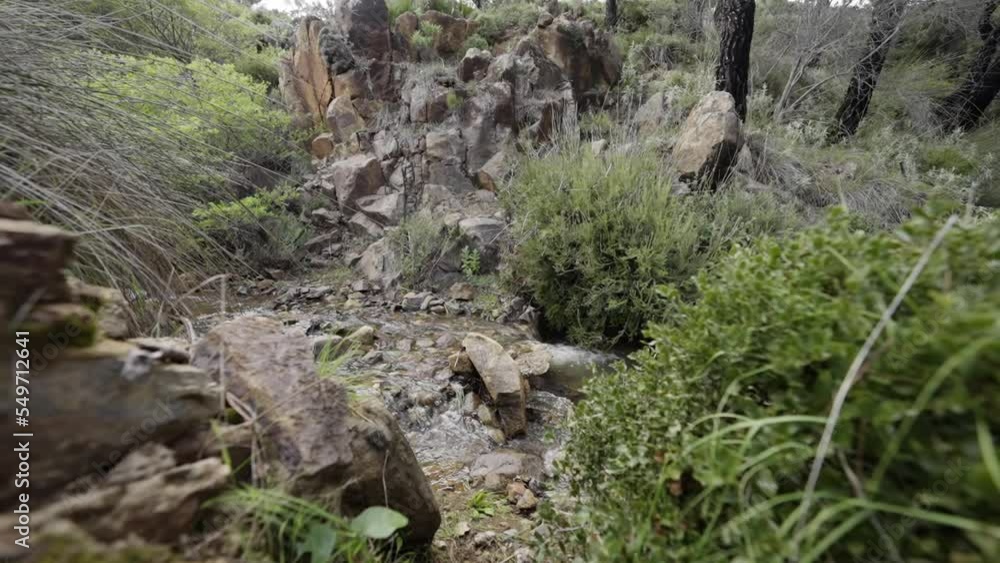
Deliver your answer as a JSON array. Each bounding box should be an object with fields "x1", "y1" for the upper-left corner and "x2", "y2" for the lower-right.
[
  {"x1": 936, "y1": 0, "x2": 1000, "y2": 130},
  {"x1": 828, "y1": 0, "x2": 907, "y2": 141},
  {"x1": 715, "y1": 0, "x2": 756, "y2": 120},
  {"x1": 606, "y1": 0, "x2": 619, "y2": 29}
]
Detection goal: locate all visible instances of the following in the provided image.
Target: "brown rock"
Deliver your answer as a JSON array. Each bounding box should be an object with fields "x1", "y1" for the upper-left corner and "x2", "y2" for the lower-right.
[
  {"x1": 278, "y1": 17, "x2": 335, "y2": 128},
  {"x1": 395, "y1": 11, "x2": 419, "y2": 39},
  {"x1": 449, "y1": 350, "x2": 475, "y2": 375},
  {"x1": 458, "y1": 48, "x2": 492, "y2": 82},
  {"x1": 334, "y1": 0, "x2": 392, "y2": 61},
  {"x1": 326, "y1": 95, "x2": 366, "y2": 142},
  {"x1": 672, "y1": 91, "x2": 743, "y2": 188},
  {"x1": 462, "y1": 333, "x2": 528, "y2": 437},
  {"x1": 0, "y1": 219, "x2": 76, "y2": 317},
  {"x1": 326, "y1": 153, "x2": 386, "y2": 211},
  {"x1": 420, "y1": 10, "x2": 476, "y2": 55},
  {"x1": 334, "y1": 69, "x2": 370, "y2": 100},
  {"x1": 312, "y1": 133, "x2": 337, "y2": 159},
  {"x1": 191, "y1": 317, "x2": 440, "y2": 545},
  {"x1": 534, "y1": 16, "x2": 622, "y2": 108}
]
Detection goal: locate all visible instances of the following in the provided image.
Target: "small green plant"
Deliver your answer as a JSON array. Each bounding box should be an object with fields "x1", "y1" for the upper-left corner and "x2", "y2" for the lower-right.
[
  {"x1": 215, "y1": 487, "x2": 409, "y2": 563},
  {"x1": 468, "y1": 490, "x2": 500, "y2": 519},
  {"x1": 387, "y1": 214, "x2": 457, "y2": 287},
  {"x1": 460, "y1": 246, "x2": 481, "y2": 277},
  {"x1": 461, "y1": 33, "x2": 489, "y2": 53},
  {"x1": 411, "y1": 22, "x2": 442, "y2": 50}
]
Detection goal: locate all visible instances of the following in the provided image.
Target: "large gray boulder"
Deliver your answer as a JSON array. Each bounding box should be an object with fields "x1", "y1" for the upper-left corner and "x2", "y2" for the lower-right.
[
  {"x1": 191, "y1": 317, "x2": 440, "y2": 545},
  {"x1": 325, "y1": 153, "x2": 386, "y2": 211},
  {"x1": 461, "y1": 333, "x2": 527, "y2": 438},
  {"x1": 672, "y1": 91, "x2": 743, "y2": 188},
  {"x1": 0, "y1": 340, "x2": 221, "y2": 507}
]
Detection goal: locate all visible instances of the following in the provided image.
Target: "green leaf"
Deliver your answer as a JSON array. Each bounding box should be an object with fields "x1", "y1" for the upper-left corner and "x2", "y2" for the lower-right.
[
  {"x1": 349, "y1": 506, "x2": 409, "y2": 540},
  {"x1": 297, "y1": 522, "x2": 337, "y2": 563}
]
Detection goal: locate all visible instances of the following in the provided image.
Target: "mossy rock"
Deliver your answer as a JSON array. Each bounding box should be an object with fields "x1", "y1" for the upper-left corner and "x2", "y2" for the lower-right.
[{"x1": 15, "y1": 303, "x2": 98, "y2": 349}]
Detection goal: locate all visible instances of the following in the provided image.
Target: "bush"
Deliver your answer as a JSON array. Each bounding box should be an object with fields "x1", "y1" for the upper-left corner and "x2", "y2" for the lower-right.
[
  {"x1": 555, "y1": 210, "x2": 1000, "y2": 562},
  {"x1": 387, "y1": 213, "x2": 457, "y2": 287},
  {"x1": 461, "y1": 33, "x2": 489, "y2": 53},
  {"x1": 193, "y1": 187, "x2": 310, "y2": 269},
  {"x1": 474, "y1": 2, "x2": 542, "y2": 45},
  {"x1": 503, "y1": 145, "x2": 802, "y2": 346}
]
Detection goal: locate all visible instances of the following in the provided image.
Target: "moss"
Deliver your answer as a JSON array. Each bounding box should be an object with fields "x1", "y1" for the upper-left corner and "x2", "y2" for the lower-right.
[
  {"x1": 920, "y1": 146, "x2": 978, "y2": 175},
  {"x1": 17, "y1": 303, "x2": 99, "y2": 348}
]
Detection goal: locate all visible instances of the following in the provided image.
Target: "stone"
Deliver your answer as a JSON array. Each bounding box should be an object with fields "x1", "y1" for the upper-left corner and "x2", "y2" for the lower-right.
[
  {"x1": 428, "y1": 161, "x2": 476, "y2": 193},
  {"x1": 635, "y1": 91, "x2": 675, "y2": 133},
  {"x1": 358, "y1": 192, "x2": 405, "y2": 226},
  {"x1": 420, "y1": 10, "x2": 475, "y2": 55},
  {"x1": 507, "y1": 481, "x2": 527, "y2": 502},
  {"x1": 515, "y1": 347, "x2": 551, "y2": 377},
  {"x1": 402, "y1": 291, "x2": 429, "y2": 311},
  {"x1": 0, "y1": 219, "x2": 76, "y2": 317},
  {"x1": 310, "y1": 207, "x2": 343, "y2": 225},
  {"x1": 672, "y1": 91, "x2": 743, "y2": 188},
  {"x1": 372, "y1": 129, "x2": 400, "y2": 159},
  {"x1": 0, "y1": 340, "x2": 219, "y2": 506},
  {"x1": 537, "y1": 12, "x2": 554, "y2": 28},
  {"x1": 396, "y1": 338, "x2": 414, "y2": 352},
  {"x1": 470, "y1": 450, "x2": 545, "y2": 483},
  {"x1": 475, "y1": 150, "x2": 509, "y2": 191},
  {"x1": 312, "y1": 132, "x2": 337, "y2": 159},
  {"x1": 326, "y1": 153, "x2": 386, "y2": 211},
  {"x1": 420, "y1": 183, "x2": 457, "y2": 211},
  {"x1": 462, "y1": 333, "x2": 528, "y2": 437},
  {"x1": 333, "y1": 69, "x2": 370, "y2": 99},
  {"x1": 449, "y1": 281, "x2": 476, "y2": 301},
  {"x1": 486, "y1": 40, "x2": 575, "y2": 142},
  {"x1": 278, "y1": 17, "x2": 336, "y2": 128},
  {"x1": 534, "y1": 15, "x2": 622, "y2": 108},
  {"x1": 358, "y1": 238, "x2": 401, "y2": 287},
  {"x1": 477, "y1": 403, "x2": 497, "y2": 427},
  {"x1": 473, "y1": 530, "x2": 497, "y2": 548},
  {"x1": 348, "y1": 212, "x2": 385, "y2": 237},
  {"x1": 458, "y1": 216, "x2": 505, "y2": 272},
  {"x1": 71, "y1": 280, "x2": 132, "y2": 340},
  {"x1": 326, "y1": 95, "x2": 366, "y2": 142},
  {"x1": 591, "y1": 138, "x2": 608, "y2": 155},
  {"x1": 449, "y1": 350, "x2": 475, "y2": 374},
  {"x1": 458, "y1": 48, "x2": 492, "y2": 82},
  {"x1": 22, "y1": 457, "x2": 229, "y2": 545},
  {"x1": 395, "y1": 11, "x2": 419, "y2": 38},
  {"x1": 516, "y1": 489, "x2": 539, "y2": 512},
  {"x1": 461, "y1": 82, "x2": 514, "y2": 171},
  {"x1": 191, "y1": 317, "x2": 439, "y2": 544},
  {"x1": 425, "y1": 129, "x2": 465, "y2": 162},
  {"x1": 312, "y1": 335, "x2": 345, "y2": 359},
  {"x1": 334, "y1": 0, "x2": 392, "y2": 62},
  {"x1": 128, "y1": 337, "x2": 191, "y2": 364},
  {"x1": 409, "y1": 84, "x2": 451, "y2": 123},
  {"x1": 345, "y1": 325, "x2": 376, "y2": 348}
]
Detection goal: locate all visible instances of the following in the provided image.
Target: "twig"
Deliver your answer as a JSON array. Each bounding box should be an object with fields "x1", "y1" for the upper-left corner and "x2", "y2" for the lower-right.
[{"x1": 790, "y1": 214, "x2": 959, "y2": 560}]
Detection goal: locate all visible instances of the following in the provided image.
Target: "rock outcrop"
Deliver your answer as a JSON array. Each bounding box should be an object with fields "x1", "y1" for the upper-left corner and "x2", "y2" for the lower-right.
[
  {"x1": 672, "y1": 91, "x2": 743, "y2": 188},
  {"x1": 534, "y1": 15, "x2": 622, "y2": 108},
  {"x1": 461, "y1": 333, "x2": 528, "y2": 438},
  {"x1": 191, "y1": 317, "x2": 441, "y2": 545}
]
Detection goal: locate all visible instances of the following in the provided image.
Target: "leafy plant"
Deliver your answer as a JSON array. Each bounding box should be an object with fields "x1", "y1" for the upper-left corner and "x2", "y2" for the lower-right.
[
  {"x1": 215, "y1": 487, "x2": 408, "y2": 563},
  {"x1": 460, "y1": 246, "x2": 481, "y2": 277},
  {"x1": 461, "y1": 33, "x2": 489, "y2": 53},
  {"x1": 554, "y1": 209, "x2": 1000, "y2": 562},
  {"x1": 503, "y1": 144, "x2": 802, "y2": 346},
  {"x1": 411, "y1": 22, "x2": 442, "y2": 50},
  {"x1": 468, "y1": 490, "x2": 500, "y2": 519}
]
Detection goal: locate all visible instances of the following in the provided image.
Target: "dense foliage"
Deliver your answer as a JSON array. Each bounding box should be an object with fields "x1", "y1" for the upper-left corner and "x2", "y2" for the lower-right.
[
  {"x1": 503, "y1": 145, "x2": 801, "y2": 346},
  {"x1": 555, "y1": 210, "x2": 1000, "y2": 561}
]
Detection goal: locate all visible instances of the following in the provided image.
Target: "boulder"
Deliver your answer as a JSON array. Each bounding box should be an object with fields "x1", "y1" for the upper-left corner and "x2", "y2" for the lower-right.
[
  {"x1": 395, "y1": 11, "x2": 419, "y2": 39},
  {"x1": 470, "y1": 450, "x2": 544, "y2": 483},
  {"x1": 326, "y1": 95, "x2": 366, "y2": 142},
  {"x1": 420, "y1": 10, "x2": 476, "y2": 55},
  {"x1": 191, "y1": 317, "x2": 440, "y2": 545},
  {"x1": 461, "y1": 333, "x2": 528, "y2": 437},
  {"x1": 534, "y1": 15, "x2": 622, "y2": 108},
  {"x1": 358, "y1": 237, "x2": 402, "y2": 288},
  {"x1": 672, "y1": 91, "x2": 743, "y2": 188},
  {"x1": 458, "y1": 48, "x2": 492, "y2": 82},
  {"x1": 311, "y1": 133, "x2": 337, "y2": 159},
  {"x1": 334, "y1": 0, "x2": 392, "y2": 62},
  {"x1": 461, "y1": 82, "x2": 515, "y2": 171},
  {"x1": 359, "y1": 192, "x2": 405, "y2": 225},
  {"x1": 333, "y1": 69, "x2": 371, "y2": 99},
  {"x1": 348, "y1": 211, "x2": 386, "y2": 237},
  {"x1": 486, "y1": 39, "x2": 575, "y2": 142},
  {"x1": 409, "y1": 83, "x2": 452, "y2": 123},
  {"x1": 428, "y1": 161, "x2": 476, "y2": 193},
  {"x1": 0, "y1": 339, "x2": 220, "y2": 506},
  {"x1": 458, "y1": 216, "x2": 505, "y2": 271},
  {"x1": 425, "y1": 128, "x2": 465, "y2": 162},
  {"x1": 326, "y1": 153, "x2": 386, "y2": 211},
  {"x1": 26, "y1": 457, "x2": 229, "y2": 544},
  {"x1": 0, "y1": 219, "x2": 76, "y2": 318},
  {"x1": 634, "y1": 90, "x2": 677, "y2": 133},
  {"x1": 475, "y1": 150, "x2": 509, "y2": 191},
  {"x1": 70, "y1": 281, "x2": 132, "y2": 339},
  {"x1": 278, "y1": 17, "x2": 336, "y2": 128},
  {"x1": 449, "y1": 281, "x2": 476, "y2": 301}
]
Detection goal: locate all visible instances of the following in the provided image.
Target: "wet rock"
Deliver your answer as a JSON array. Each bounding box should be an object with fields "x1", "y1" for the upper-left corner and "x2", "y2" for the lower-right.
[
  {"x1": 326, "y1": 95, "x2": 366, "y2": 142},
  {"x1": 458, "y1": 48, "x2": 492, "y2": 82},
  {"x1": 326, "y1": 153, "x2": 386, "y2": 211},
  {"x1": 448, "y1": 350, "x2": 475, "y2": 375},
  {"x1": 462, "y1": 333, "x2": 527, "y2": 437},
  {"x1": 191, "y1": 317, "x2": 439, "y2": 545},
  {"x1": 471, "y1": 450, "x2": 545, "y2": 484},
  {"x1": 0, "y1": 340, "x2": 219, "y2": 506},
  {"x1": 673, "y1": 91, "x2": 743, "y2": 188}
]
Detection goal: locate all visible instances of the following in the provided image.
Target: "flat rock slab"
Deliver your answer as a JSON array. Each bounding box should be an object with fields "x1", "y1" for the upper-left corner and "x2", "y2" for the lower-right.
[{"x1": 462, "y1": 333, "x2": 528, "y2": 437}]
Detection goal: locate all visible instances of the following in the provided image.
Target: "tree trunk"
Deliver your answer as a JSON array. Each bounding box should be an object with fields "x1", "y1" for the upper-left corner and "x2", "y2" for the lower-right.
[
  {"x1": 606, "y1": 0, "x2": 618, "y2": 29},
  {"x1": 828, "y1": 0, "x2": 905, "y2": 142},
  {"x1": 715, "y1": 0, "x2": 756, "y2": 120},
  {"x1": 936, "y1": 0, "x2": 1000, "y2": 130}
]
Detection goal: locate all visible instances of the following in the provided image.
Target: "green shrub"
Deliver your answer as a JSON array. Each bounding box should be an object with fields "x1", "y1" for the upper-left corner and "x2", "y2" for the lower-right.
[
  {"x1": 503, "y1": 145, "x2": 802, "y2": 346},
  {"x1": 555, "y1": 210, "x2": 1000, "y2": 562},
  {"x1": 411, "y1": 22, "x2": 442, "y2": 49},
  {"x1": 388, "y1": 0, "x2": 415, "y2": 22},
  {"x1": 920, "y1": 146, "x2": 978, "y2": 176},
  {"x1": 474, "y1": 2, "x2": 542, "y2": 45},
  {"x1": 192, "y1": 187, "x2": 309, "y2": 269},
  {"x1": 461, "y1": 33, "x2": 489, "y2": 53},
  {"x1": 234, "y1": 45, "x2": 282, "y2": 88}
]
